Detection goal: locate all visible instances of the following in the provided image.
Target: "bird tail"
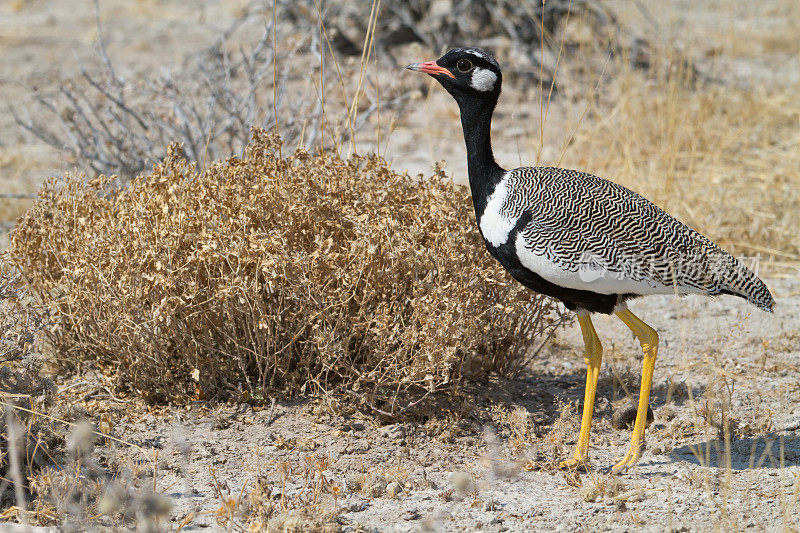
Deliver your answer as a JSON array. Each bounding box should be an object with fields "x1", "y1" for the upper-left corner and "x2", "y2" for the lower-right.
[{"x1": 716, "y1": 255, "x2": 775, "y2": 312}]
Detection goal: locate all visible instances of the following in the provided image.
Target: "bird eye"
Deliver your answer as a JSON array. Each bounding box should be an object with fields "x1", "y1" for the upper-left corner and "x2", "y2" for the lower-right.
[{"x1": 456, "y1": 59, "x2": 472, "y2": 73}]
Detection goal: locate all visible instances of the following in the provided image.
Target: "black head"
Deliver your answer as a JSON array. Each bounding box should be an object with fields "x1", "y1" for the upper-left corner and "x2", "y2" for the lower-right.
[{"x1": 406, "y1": 47, "x2": 502, "y2": 106}]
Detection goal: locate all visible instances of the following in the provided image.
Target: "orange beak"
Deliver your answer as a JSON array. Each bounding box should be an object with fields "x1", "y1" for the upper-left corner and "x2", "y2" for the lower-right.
[{"x1": 405, "y1": 60, "x2": 455, "y2": 79}]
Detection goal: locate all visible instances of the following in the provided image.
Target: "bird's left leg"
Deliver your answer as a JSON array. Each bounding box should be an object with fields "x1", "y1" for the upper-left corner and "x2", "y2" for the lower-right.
[
  {"x1": 559, "y1": 313, "x2": 603, "y2": 470},
  {"x1": 612, "y1": 308, "x2": 659, "y2": 474}
]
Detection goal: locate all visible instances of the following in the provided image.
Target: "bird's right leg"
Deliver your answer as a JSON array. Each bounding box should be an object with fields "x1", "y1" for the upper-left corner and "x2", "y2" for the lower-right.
[
  {"x1": 559, "y1": 313, "x2": 603, "y2": 470},
  {"x1": 611, "y1": 308, "x2": 658, "y2": 474}
]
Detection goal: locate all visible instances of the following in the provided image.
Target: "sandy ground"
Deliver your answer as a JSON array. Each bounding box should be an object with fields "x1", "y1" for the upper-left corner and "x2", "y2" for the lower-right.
[
  {"x1": 2, "y1": 0, "x2": 800, "y2": 531},
  {"x1": 90, "y1": 276, "x2": 795, "y2": 532}
]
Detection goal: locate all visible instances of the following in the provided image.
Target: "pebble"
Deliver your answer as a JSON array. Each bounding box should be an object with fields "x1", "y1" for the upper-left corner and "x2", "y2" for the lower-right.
[
  {"x1": 344, "y1": 497, "x2": 368, "y2": 512},
  {"x1": 403, "y1": 508, "x2": 420, "y2": 520},
  {"x1": 448, "y1": 471, "x2": 474, "y2": 493},
  {"x1": 386, "y1": 481, "x2": 403, "y2": 497},
  {"x1": 481, "y1": 498, "x2": 499, "y2": 511},
  {"x1": 380, "y1": 423, "x2": 407, "y2": 439},
  {"x1": 346, "y1": 472, "x2": 363, "y2": 492},
  {"x1": 674, "y1": 466, "x2": 692, "y2": 481},
  {"x1": 365, "y1": 472, "x2": 388, "y2": 498}
]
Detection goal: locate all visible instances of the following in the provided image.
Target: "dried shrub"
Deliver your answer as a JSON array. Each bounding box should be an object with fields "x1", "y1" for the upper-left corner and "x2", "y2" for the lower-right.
[
  {"x1": 0, "y1": 260, "x2": 60, "y2": 513},
  {"x1": 8, "y1": 129, "x2": 560, "y2": 409},
  {"x1": 318, "y1": 0, "x2": 615, "y2": 65},
  {"x1": 11, "y1": 2, "x2": 407, "y2": 182},
  {"x1": 12, "y1": 9, "x2": 323, "y2": 181},
  {"x1": 12, "y1": 0, "x2": 625, "y2": 183}
]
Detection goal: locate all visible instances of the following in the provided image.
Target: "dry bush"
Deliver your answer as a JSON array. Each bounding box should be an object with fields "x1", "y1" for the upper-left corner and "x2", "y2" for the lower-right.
[
  {"x1": 0, "y1": 260, "x2": 60, "y2": 515},
  {"x1": 11, "y1": 1, "x2": 408, "y2": 182},
  {"x1": 321, "y1": 0, "x2": 614, "y2": 64},
  {"x1": 12, "y1": 6, "x2": 322, "y2": 181},
  {"x1": 11, "y1": 0, "x2": 627, "y2": 183},
  {"x1": 8, "y1": 129, "x2": 561, "y2": 410}
]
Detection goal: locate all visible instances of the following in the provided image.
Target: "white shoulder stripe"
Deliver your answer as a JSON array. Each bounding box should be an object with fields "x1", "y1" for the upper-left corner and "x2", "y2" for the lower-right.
[{"x1": 479, "y1": 174, "x2": 516, "y2": 247}]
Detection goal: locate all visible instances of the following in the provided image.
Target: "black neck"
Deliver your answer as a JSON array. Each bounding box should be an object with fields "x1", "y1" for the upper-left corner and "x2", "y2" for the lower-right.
[{"x1": 456, "y1": 95, "x2": 506, "y2": 218}]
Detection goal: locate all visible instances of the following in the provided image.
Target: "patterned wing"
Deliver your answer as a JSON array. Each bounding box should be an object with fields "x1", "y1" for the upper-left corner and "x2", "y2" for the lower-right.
[{"x1": 501, "y1": 167, "x2": 774, "y2": 311}]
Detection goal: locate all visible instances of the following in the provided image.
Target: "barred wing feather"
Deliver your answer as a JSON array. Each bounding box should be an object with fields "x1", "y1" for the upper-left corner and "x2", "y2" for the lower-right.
[{"x1": 491, "y1": 167, "x2": 775, "y2": 311}]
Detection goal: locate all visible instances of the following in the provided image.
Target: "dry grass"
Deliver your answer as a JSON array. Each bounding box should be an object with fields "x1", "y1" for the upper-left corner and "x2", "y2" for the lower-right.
[
  {"x1": 232, "y1": 456, "x2": 342, "y2": 532},
  {"x1": 0, "y1": 262, "x2": 58, "y2": 514},
  {"x1": 7, "y1": 129, "x2": 561, "y2": 410},
  {"x1": 1, "y1": 264, "x2": 166, "y2": 528}
]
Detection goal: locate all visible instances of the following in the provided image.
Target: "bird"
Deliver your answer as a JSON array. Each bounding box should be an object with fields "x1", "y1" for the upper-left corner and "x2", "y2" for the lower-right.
[{"x1": 406, "y1": 47, "x2": 774, "y2": 473}]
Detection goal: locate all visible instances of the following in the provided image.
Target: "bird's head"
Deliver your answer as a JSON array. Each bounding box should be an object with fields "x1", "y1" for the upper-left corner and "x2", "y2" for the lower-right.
[{"x1": 406, "y1": 47, "x2": 502, "y2": 107}]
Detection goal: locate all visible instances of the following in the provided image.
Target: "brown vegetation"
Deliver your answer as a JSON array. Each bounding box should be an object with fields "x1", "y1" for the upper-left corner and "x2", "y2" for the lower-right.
[{"x1": 8, "y1": 129, "x2": 561, "y2": 409}]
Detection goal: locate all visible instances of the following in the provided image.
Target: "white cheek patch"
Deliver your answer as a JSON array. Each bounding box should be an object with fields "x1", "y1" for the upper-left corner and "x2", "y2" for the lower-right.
[{"x1": 470, "y1": 67, "x2": 497, "y2": 92}]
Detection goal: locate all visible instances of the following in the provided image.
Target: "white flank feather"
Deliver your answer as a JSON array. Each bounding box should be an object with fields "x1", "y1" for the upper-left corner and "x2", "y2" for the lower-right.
[{"x1": 514, "y1": 233, "x2": 705, "y2": 296}]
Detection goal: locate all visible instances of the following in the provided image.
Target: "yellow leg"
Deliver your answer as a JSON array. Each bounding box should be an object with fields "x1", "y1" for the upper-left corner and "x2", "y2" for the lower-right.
[
  {"x1": 559, "y1": 314, "x2": 602, "y2": 470},
  {"x1": 612, "y1": 308, "x2": 659, "y2": 474}
]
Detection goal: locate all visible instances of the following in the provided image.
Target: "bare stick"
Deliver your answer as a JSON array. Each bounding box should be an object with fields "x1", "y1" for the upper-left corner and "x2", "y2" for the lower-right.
[{"x1": 5, "y1": 405, "x2": 29, "y2": 525}]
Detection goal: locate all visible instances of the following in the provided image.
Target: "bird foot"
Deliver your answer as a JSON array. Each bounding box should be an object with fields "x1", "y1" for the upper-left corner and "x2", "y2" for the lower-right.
[
  {"x1": 611, "y1": 440, "x2": 644, "y2": 474},
  {"x1": 558, "y1": 456, "x2": 591, "y2": 471}
]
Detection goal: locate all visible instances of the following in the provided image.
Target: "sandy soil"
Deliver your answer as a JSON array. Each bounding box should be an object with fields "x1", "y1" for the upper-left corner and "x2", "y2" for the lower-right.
[
  {"x1": 2, "y1": 0, "x2": 800, "y2": 531},
  {"x1": 88, "y1": 276, "x2": 795, "y2": 532}
]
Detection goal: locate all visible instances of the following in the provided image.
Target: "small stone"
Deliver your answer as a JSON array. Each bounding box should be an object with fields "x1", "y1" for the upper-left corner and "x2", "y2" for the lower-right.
[
  {"x1": 674, "y1": 466, "x2": 691, "y2": 481},
  {"x1": 346, "y1": 473, "x2": 363, "y2": 492},
  {"x1": 448, "y1": 471, "x2": 474, "y2": 493},
  {"x1": 611, "y1": 403, "x2": 654, "y2": 430},
  {"x1": 344, "y1": 497, "x2": 367, "y2": 512},
  {"x1": 482, "y1": 498, "x2": 499, "y2": 511},
  {"x1": 582, "y1": 485, "x2": 601, "y2": 503},
  {"x1": 403, "y1": 507, "x2": 420, "y2": 520},
  {"x1": 386, "y1": 481, "x2": 403, "y2": 497},
  {"x1": 365, "y1": 472, "x2": 387, "y2": 498},
  {"x1": 380, "y1": 423, "x2": 407, "y2": 439},
  {"x1": 212, "y1": 415, "x2": 231, "y2": 430}
]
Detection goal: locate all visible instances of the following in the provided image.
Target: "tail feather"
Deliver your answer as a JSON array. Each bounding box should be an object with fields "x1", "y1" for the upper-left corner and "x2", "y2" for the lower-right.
[{"x1": 717, "y1": 255, "x2": 775, "y2": 312}]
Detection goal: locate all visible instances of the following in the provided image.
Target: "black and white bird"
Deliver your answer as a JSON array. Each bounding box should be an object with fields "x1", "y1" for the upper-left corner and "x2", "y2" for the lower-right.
[{"x1": 406, "y1": 47, "x2": 774, "y2": 473}]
